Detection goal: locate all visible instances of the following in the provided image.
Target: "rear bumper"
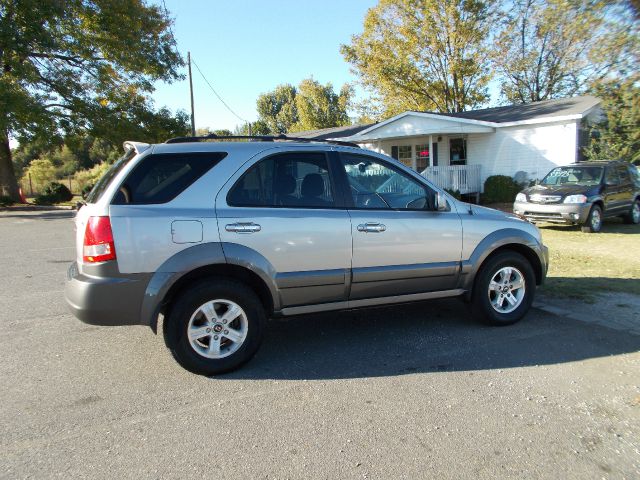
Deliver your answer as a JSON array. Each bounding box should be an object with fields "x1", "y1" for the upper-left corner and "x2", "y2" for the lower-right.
[
  {"x1": 65, "y1": 262, "x2": 151, "y2": 326},
  {"x1": 513, "y1": 201, "x2": 591, "y2": 224}
]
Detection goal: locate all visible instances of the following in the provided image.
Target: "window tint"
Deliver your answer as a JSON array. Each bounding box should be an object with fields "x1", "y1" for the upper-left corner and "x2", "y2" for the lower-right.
[
  {"x1": 604, "y1": 167, "x2": 619, "y2": 185},
  {"x1": 227, "y1": 152, "x2": 334, "y2": 208},
  {"x1": 628, "y1": 165, "x2": 640, "y2": 187},
  {"x1": 616, "y1": 165, "x2": 630, "y2": 183},
  {"x1": 112, "y1": 152, "x2": 225, "y2": 205},
  {"x1": 341, "y1": 153, "x2": 434, "y2": 210},
  {"x1": 86, "y1": 148, "x2": 136, "y2": 203}
]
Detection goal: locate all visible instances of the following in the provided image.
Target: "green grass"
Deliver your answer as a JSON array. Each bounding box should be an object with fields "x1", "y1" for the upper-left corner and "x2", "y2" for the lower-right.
[{"x1": 539, "y1": 220, "x2": 640, "y2": 301}]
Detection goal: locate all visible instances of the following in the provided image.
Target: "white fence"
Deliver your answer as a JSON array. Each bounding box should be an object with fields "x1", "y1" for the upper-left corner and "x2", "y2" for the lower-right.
[{"x1": 421, "y1": 164, "x2": 482, "y2": 195}]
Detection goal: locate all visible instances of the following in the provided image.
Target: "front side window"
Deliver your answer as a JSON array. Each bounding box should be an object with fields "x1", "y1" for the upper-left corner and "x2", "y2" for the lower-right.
[
  {"x1": 112, "y1": 152, "x2": 225, "y2": 205},
  {"x1": 341, "y1": 153, "x2": 434, "y2": 210},
  {"x1": 227, "y1": 152, "x2": 334, "y2": 208},
  {"x1": 604, "y1": 167, "x2": 619, "y2": 186}
]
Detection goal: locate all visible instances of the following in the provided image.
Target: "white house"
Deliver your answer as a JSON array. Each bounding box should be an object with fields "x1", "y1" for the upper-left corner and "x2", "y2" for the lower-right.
[{"x1": 295, "y1": 95, "x2": 603, "y2": 197}]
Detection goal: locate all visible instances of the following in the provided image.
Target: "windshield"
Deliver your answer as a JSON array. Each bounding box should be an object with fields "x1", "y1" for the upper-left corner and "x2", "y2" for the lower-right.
[
  {"x1": 541, "y1": 166, "x2": 603, "y2": 186},
  {"x1": 85, "y1": 148, "x2": 136, "y2": 203}
]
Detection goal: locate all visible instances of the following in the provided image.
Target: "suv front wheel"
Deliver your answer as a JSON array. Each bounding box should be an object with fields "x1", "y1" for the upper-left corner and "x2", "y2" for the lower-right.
[
  {"x1": 166, "y1": 279, "x2": 266, "y2": 375},
  {"x1": 581, "y1": 204, "x2": 602, "y2": 233},
  {"x1": 471, "y1": 251, "x2": 536, "y2": 326}
]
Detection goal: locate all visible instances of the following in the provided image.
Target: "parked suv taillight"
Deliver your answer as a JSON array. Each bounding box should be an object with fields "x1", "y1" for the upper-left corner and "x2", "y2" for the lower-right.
[{"x1": 83, "y1": 216, "x2": 116, "y2": 263}]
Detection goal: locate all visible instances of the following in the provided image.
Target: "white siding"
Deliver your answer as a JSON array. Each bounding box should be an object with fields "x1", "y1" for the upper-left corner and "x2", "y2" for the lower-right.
[{"x1": 466, "y1": 120, "x2": 578, "y2": 188}]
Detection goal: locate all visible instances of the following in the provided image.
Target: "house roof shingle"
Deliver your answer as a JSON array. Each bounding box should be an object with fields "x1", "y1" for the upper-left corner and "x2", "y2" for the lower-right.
[
  {"x1": 416, "y1": 95, "x2": 600, "y2": 123},
  {"x1": 290, "y1": 123, "x2": 375, "y2": 140}
]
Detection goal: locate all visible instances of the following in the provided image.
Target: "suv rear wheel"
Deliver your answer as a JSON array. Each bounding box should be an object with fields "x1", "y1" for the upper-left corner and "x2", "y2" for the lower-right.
[
  {"x1": 471, "y1": 251, "x2": 535, "y2": 326},
  {"x1": 581, "y1": 204, "x2": 602, "y2": 233},
  {"x1": 622, "y1": 199, "x2": 640, "y2": 225},
  {"x1": 166, "y1": 279, "x2": 266, "y2": 375}
]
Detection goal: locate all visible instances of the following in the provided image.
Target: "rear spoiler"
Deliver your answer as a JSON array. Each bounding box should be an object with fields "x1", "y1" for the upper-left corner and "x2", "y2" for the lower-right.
[{"x1": 123, "y1": 141, "x2": 151, "y2": 155}]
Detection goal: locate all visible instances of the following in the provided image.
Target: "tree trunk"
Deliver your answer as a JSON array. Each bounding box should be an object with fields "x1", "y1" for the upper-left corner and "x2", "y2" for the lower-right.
[{"x1": 0, "y1": 130, "x2": 20, "y2": 201}]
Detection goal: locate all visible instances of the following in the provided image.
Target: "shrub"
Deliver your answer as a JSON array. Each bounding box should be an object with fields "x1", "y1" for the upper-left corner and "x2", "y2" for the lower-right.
[
  {"x1": 0, "y1": 195, "x2": 14, "y2": 207},
  {"x1": 73, "y1": 162, "x2": 111, "y2": 193},
  {"x1": 482, "y1": 175, "x2": 522, "y2": 204},
  {"x1": 81, "y1": 184, "x2": 94, "y2": 198},
  {"x1": 34, "y1": 182, "x2": 73, "y2": 205}
]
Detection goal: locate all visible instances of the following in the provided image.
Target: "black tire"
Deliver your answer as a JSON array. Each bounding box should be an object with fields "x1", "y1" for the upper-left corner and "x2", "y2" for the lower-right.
[
  {"x1": 165, "y1": 279, "x2": 266, "y2": 375},
  {"x1": 581, "y1": 204, "x2": 602, "y2": 233},
  {"x1": 622, "y1": 199, "x2": 640, "y2": 225},
  {"x1": 471, "y1": 251, "x2": 536, "y2": 326}
]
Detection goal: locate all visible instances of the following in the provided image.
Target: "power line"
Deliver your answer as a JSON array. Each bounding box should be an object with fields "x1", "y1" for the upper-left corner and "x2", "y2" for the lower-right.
[
  {"x1": 159, "y1": 1, "x2": 249, "y2": 127},
  {"x1": 190, "y1": 57, "x2": 249, "y2": 125}
]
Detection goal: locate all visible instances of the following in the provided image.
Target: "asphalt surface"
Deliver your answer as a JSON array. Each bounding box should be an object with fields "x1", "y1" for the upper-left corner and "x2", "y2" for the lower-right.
[{"x1": 1, "y1": 210, "x2": 639, "y2": 479}]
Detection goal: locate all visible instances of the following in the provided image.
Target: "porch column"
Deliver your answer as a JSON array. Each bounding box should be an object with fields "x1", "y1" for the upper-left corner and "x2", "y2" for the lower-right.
[{"x1": 429, "y1": 134, "x2": 433, "y2": 167}]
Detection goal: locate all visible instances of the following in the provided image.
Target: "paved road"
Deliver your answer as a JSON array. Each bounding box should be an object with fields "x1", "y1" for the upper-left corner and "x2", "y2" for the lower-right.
[{"x1": 1, "y1": 211, "x2": 639, "y2": 479}]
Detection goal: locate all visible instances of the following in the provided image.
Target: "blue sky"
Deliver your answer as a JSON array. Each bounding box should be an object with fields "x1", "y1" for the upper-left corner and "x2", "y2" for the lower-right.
[{"x1": 152, "y1": 0, "x2": 378, "y2": 132}]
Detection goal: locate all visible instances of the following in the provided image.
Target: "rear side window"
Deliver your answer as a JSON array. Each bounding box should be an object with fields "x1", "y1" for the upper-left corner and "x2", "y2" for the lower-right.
[
  {"x1": 86, "y1": 148, "x2": 136, "y2": 203},
  {"x1": 227, "y1": 152, "x2": 335, "y2": 208},
  {"x1": 112, "y1": 152, "x2": 226, "y2": 205}
]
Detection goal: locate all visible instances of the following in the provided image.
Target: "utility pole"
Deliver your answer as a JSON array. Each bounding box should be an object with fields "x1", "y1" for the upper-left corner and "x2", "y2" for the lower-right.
[{"x1": 187, "y1": 51, "x2": 195, "y2": 136}]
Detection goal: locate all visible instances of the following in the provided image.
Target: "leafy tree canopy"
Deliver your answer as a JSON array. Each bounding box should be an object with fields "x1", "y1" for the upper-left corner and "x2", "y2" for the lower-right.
[
  {"x1": 493, "y1": 0, "x2": 639, "y2": 103},
  {"x1": 256, "y1": 84, "x2": 298, "y2": 134},
  {"x1": 0, "y1": 0, "x2": 187, "y2": 200},
  {"x1": 341, "y1": 0, "x2": 497, "y2": 116},
  {"x1": 584, "y1": 78, "x2": 640, "y2": 165},
  {"x1": 256, "y1": 78, "x2": 352, "y2": 134}
]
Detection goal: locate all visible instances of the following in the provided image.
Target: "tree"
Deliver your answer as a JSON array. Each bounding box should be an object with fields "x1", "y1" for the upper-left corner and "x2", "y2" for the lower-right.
[
  {"x1": 256, "y1": 84, "x2": 299, "y2": 134},
  {"x1": 256, "y1": 79, "x2": 353, "y2": 134},
  {"x1": 493, "y1": 0, "x2": 639, "y2": 103},
  {"x1": 0, "y1": 0, "x2": 186, "y2": 201},
  {"x1": 584, "y1": 78, "x2": 640, "y2": 164},
  {"x1": 341, "y1": 0, "x2": 496, "y2": 116},
  {"x1": 291, "y1": 80, "x2": 352, "y2": 132},
  {"x1": 234, "y1": 120, "x2": 270, "y2": 136}
]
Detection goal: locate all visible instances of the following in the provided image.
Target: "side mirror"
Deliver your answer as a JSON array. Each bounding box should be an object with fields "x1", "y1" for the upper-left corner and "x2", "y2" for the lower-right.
[{"x1": 436, "y1": 192, "x2": 447, "y2": 211}]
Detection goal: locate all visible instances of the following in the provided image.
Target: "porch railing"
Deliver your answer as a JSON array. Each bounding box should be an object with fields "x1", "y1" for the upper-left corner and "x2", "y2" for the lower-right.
[{"x1": 421, "y1": 164, "x2": 482, "y2": 195}]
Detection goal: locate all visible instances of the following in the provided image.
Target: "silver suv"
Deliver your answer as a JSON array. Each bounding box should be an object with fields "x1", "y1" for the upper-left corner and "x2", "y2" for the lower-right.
[{"x1": 66, "y1": 136, "x2": 549, "y2": 375}]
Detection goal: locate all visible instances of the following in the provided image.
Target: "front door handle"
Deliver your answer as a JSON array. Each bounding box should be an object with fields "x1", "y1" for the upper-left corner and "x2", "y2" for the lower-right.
[
  {"x1": 225, "y1": 222, "x2": 261, "y2": 234},
  {"x1": 357, "y1": 222, "x2": 386, "y2": 233}
]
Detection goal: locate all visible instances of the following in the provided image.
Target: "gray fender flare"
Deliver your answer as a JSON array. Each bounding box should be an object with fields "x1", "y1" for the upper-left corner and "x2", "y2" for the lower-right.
[
  {"x1": 140, "y1": 242, "x2": 280, "y2": 331},
  {"x1": 460, "y1": 228, "x2": 545, "y2": 295}
]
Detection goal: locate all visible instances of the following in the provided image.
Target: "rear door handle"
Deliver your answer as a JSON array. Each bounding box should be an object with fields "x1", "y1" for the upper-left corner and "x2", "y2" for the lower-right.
[
  {"x1": 357, "y1": 222, "x2": 386, "y2": 233},
  {"x1": 225, "y1": 222, "x2": 261, "y2": 234}
]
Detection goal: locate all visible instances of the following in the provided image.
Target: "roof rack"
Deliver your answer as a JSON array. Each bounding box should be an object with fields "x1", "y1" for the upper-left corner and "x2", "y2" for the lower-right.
[{"x1": 165, "y1": 133, "x2": 360, "y2": 148}]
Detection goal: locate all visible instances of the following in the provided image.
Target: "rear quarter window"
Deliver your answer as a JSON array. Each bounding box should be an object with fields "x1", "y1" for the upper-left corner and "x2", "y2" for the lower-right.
[{"x1": 112, "y1": 152, "x2": 226, "y2": 205}]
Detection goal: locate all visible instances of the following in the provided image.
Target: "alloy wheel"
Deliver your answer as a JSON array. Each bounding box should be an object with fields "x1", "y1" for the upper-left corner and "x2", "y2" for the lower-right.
[
  {"x1": 187, "y1": 299, "x2": 248, "y2": 359},
  {"x1": 487, "y1": 266, "x2": 526, "y2": 314}
]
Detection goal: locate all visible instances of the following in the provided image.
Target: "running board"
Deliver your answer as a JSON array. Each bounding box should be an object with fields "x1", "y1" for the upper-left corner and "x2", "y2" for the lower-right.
[{"x1": 279, "y1": 289, "x2": 466, "y2": 316}]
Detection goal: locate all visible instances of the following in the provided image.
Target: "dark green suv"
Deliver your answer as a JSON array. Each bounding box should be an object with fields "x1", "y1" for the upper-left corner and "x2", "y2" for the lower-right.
[{"x1": 513, "y1": 161, "x2": 640, "y2": 233}]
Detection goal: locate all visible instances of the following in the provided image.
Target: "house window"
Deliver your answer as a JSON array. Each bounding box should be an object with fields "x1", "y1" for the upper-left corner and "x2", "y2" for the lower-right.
[
  {"x1": 449, "y1": 138, "x2": 467, "y2": 165},
  {"x1": 415, "y1": 144, "x2": 429, "y2": 171},
  {"x1": 397, "y1": 146, "x2": 412, "y2": 168}
]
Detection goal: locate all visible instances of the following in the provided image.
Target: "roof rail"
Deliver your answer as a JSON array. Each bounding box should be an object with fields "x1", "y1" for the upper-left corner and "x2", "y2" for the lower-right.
[{"x1": 165, "y1": 133, "x2": 361, "y2": 148}]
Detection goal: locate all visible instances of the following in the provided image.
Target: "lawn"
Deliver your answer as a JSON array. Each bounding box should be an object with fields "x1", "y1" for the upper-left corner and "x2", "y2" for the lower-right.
[{"x1": 538, "y1": 220, "x2": 640, "y2": 301}]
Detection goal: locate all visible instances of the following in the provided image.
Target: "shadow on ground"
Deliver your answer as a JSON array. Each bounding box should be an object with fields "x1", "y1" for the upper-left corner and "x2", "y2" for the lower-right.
[{"x1": 220, "y1": 297, "x2": 640, "y2": 381}]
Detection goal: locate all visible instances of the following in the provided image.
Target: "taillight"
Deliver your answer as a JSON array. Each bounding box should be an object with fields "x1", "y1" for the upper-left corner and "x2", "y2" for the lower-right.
[{"x1": 83, "y1": 216, "x2": 116, "y2": 263}]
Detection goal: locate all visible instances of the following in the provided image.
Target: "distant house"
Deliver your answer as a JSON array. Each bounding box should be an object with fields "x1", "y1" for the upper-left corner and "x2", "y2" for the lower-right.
[{"x1": 295, "y1": 95, "x2": 603, "y2": 196}]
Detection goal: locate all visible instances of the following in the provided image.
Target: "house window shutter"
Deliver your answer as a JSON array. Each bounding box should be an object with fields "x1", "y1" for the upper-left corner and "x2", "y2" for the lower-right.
[{"x1": 391, "y1": 146, "x2": 399, "y2": 160}]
